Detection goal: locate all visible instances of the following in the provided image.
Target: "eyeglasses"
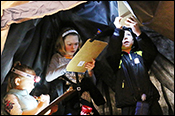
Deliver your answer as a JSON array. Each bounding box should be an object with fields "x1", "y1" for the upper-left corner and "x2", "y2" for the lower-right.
[{"x1": 11, "y1": 68, "x2": 41, "y2": 83}]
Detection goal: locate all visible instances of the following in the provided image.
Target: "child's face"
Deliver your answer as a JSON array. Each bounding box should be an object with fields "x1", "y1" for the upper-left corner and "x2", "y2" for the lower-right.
[
  {"x1": 122, "y1": 30, "x2": 134, "y2": 50},
  {"x1": 64, "y1": 35, "x2": 79, "y2": 57},
  {"x1": 17, "y1": 77, "x2": 35, "y2": 93}
]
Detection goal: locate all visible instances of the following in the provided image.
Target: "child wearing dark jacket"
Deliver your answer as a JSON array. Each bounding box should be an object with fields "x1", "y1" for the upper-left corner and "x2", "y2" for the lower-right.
[{"x1": 106, "y1": 16, "x2": 163, "y2": 115}]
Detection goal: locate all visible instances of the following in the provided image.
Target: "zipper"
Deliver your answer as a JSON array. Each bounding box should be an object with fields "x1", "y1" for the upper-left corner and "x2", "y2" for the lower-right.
[
  {"x1": 128, "y1": 53, "x2": 132, "y2": 60},
  {"x1": 122, "y1": 80, "x2": 125, "y2": 88},
  {"x1": 128, "y1": 53, "x2": 134, "y2": 66}
]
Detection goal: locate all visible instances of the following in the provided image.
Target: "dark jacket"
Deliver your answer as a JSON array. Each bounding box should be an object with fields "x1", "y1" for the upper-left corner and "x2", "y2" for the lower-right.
[{"x1": 106, "y1": 28, "x2": 160, "y2": 108}]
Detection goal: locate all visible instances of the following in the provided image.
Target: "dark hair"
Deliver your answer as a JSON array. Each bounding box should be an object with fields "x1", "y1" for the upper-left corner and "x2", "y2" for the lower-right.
[
  {"x1": 55, "y1": 27, "x2": 82, "y2": 56},
  {"x1": 6, "y1": 61, "x2": 36, "y2": 92}
]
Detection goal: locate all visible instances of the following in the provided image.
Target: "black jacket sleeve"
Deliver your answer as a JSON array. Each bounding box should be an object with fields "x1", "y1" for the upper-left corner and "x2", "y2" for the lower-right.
[
  {"x1": 106, "y1": 28, "x2": 124, "y2": 73},
  {"x1": 136, "y1": 32, "x2": 158, "y2": 69}
]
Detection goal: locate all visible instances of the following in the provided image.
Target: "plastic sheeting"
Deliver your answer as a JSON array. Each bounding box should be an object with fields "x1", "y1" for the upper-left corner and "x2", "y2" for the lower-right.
[{"x1": 1, "y1": 1, "x2": 87, "y2": 53}]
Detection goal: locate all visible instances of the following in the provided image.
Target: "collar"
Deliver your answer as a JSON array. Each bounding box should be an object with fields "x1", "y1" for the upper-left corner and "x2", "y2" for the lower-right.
[{"x1": 9, "y1": 89, "x2": 29, "y2": 95}]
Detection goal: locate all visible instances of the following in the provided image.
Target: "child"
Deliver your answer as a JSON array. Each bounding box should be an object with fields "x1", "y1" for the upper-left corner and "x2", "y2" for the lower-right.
[
  {"x1": 106, "y1": 17, "x2": 163, "y2": 115},
  {"x1": 2, "y1": 61, "x2": 51, "y2": 115},
  {"x1": 46, "y1": 27, "x2": 105, "y2": 115}
]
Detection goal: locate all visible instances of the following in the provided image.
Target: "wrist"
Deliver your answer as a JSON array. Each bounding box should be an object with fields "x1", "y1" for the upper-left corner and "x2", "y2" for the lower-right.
[
  {"x1": 135, "y1": 31, "x2": 142, "y2": 37},
  {"x1": 116, "y1": 25, "x2": 122, "y2": 29},
  {"x1": 87, "y1": 70, "x2": 93, "y2": 77}
]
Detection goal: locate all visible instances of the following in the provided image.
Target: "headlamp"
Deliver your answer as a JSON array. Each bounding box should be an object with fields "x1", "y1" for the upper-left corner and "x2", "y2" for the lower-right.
[{"x1": 11, "y1": 68, "x2": 41, "y2": 83}]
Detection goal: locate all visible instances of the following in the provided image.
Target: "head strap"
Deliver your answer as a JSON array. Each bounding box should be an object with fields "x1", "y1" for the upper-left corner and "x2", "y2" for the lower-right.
[
  {"x1": 62, "y1": 29, "x2": 78, "y2": 38},
  {"x1": 11, "y1": 68, "x2": 40, "y2": 82}
]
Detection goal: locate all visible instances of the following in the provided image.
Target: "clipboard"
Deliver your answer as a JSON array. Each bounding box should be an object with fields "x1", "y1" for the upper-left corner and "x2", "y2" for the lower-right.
[
  {"x1": 117, "y1": 1, "x2": 142, "y2": 26},
  {"x1": 66, "y1": 39, "x2": 108, "y2": 72},
  {"x1": 36, "y1": 89, "x2": 76, "y2": 115}
]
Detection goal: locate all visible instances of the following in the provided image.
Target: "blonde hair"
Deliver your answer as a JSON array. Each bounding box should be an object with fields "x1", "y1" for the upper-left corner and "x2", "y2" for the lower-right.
[
  {"x1": 6, "y1": 61, "x2": 36, "y2": 92},
  {"x1": 55, "y1": 27, "x2": 82, "y2": 56}
]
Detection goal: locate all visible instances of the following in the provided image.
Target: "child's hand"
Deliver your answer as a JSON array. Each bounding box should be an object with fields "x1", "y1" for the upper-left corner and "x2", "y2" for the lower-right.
[
  {"x1": 37, "y1": 94, "x2": 50, "y2": 109},
  {"x1": 125, "y1": 16, "x2": 141, "y2": 36},
  {"x1": 85, "y1": 59, "x2": 95, "y2": 72},
  {"x1": 114, "y1": 17, "x2": 123, "y2": 29},
  {"x1": 39, "y1": 94, "x2": 50, "y2": 103}
]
